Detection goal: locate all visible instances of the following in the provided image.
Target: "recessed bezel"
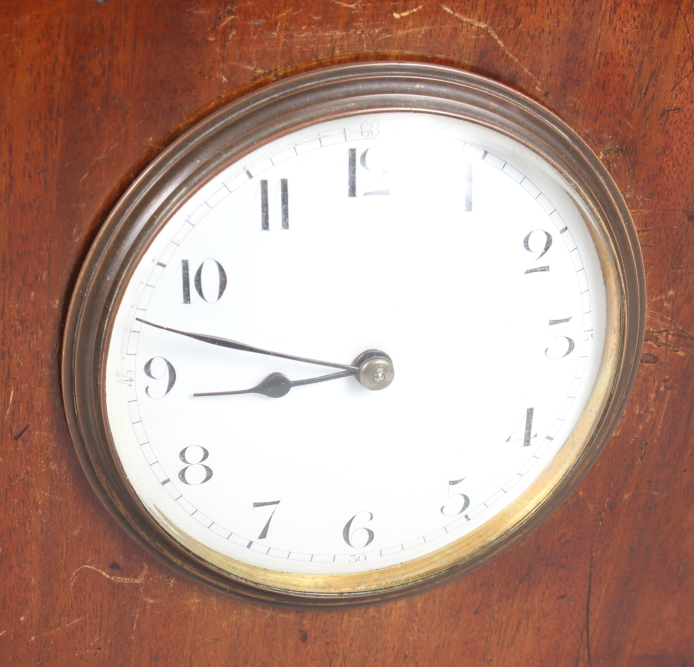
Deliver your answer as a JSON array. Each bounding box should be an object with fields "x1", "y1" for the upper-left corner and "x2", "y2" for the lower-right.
[{"x1": 62, "y1": 62, "x2": 645, "y2": 606}]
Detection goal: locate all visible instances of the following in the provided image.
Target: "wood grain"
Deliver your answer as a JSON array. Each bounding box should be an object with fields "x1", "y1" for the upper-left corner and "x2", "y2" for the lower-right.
[{"x1": 1, "y1": 0, "x2": 693, "y2": 664}]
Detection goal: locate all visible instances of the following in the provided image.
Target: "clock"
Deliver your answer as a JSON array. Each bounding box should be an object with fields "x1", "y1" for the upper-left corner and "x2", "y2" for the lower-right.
[{"x1": 62, "y1": 61, "x2": 644, "y2": 606}]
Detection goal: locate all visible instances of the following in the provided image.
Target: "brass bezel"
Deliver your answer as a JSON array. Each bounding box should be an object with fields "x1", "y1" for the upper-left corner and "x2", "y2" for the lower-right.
[{"x1": 62, "y1": 62, "x2": 645, "y2": 607}]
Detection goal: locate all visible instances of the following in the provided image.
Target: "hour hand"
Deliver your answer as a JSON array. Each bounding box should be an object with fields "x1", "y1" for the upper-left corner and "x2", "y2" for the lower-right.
[
  {"x1": 193, "y1": 370, "x2": 355, "y2": 399},
  {"x1": 193, "y1": 350, "x2": 395, "y2": 398}
]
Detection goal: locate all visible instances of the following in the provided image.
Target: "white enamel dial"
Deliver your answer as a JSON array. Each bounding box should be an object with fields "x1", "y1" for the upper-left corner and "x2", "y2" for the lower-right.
[{"x1": 104, "y1": 111, "x2": 607, "y2": 577}]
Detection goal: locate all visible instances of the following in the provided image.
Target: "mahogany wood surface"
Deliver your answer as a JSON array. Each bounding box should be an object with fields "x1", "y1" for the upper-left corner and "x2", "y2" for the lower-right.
[{"x1": 1, "y1": 0, "x2": 693, "y2": 664}]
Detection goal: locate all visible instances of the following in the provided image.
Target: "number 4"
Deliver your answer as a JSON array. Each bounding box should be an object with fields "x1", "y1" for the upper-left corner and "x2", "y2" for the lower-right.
[{"x1": 505, "y1": 408, "x2": 536, "y2": 447}]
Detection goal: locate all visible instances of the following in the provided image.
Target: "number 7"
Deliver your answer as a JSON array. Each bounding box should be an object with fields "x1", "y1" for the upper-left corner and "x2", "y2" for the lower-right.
[{"x1": 253, "y1": 500, "x2": 281, "y2": 540}]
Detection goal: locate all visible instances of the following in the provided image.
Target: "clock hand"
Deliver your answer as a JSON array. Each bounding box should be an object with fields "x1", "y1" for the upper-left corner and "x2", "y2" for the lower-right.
[
  {"x1": 193, "y1": 370, "x2": 354, "y2": 399},
  {"x1": 193, "y1": 350, "x2": 395, "y2": 398},
  {"x1": 136, "y1": 318, "x2": 358, "y2": 371}
]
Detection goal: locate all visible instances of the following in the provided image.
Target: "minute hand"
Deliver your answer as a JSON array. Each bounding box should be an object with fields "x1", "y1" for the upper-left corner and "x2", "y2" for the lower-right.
[{"x1": 136, "y1": 318, "x2": 358, "y2": 371}]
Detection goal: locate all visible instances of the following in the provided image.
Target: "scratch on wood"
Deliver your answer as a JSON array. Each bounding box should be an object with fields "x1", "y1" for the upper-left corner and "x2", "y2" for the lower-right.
[
  {"x1": 672, "y1": 0, "x2": 694, "y2": 91},
  {"x1": 647, "y1": 310, "x2": 694, "y2": 343},
  {"x1": 585, "y1": 486, "x2": 613, "y2": 667},
  {"x1": 13, "y1": 425, "x2": 29, "y2": 440},
  {"x1": 635, "y1": 438, "x2": 648, "y2": 466},
  {"x1": 5, "y1": 387, "x2": 14, "y2": 420},
  {"x1": 394, "y1": 5, "x2": 422, "y2": 18},
  {"x1": 332, "y1": 0, "x2": 359, "y2": 7},
  {"x1": 227, "y1": 61, "x2": 265, "y2": 74},
  {"x1": 71, "y1": 564, "x2": 148, "y2": 586},
  {"x1": 373, "y1": 26, "x2": 437, "y2": 40},
  {"x1": 441, "y1": 6, "x2": 543, "y2": 92},
  {"x1": 598, "y1": 141, "x2": 621, "y2": 170},
  {"x1": 654, "y1": 383, "x2": 674, "y2": 437},
  {"x1": 30, "y1": 616, "x2": 86, "y2": 642}
]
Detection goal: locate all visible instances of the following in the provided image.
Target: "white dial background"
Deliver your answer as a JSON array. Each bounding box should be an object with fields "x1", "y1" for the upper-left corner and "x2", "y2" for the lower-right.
[{"x1": 105, "y1": 112, "x2": 606, "y2": 575}]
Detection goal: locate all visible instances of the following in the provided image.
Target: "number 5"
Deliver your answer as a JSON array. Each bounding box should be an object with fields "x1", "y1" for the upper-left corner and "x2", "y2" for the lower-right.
[{"x1": 441, "y1": 478, "x2": 470, "y2": 517}]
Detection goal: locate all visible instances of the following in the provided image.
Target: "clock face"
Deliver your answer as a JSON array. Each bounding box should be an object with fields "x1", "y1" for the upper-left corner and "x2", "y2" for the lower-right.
[
  {"x1": 104, "y1": 111, "x2": 605, "y2": 574},
  {"x1": 64, "y1": 63, "x2": 643, "y2": 603}
]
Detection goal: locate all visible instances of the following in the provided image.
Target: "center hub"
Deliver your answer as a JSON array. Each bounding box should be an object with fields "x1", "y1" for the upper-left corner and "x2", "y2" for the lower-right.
[{"x1": 353, "y1": 350, "x2": 395, "y2": 391}]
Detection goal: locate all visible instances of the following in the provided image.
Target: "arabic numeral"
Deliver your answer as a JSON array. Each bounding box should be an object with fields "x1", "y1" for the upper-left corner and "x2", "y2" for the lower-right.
[
  {"x1": 181, "y1": 258, "x2": 227, "y2": 304},
  {"x1": 117, "y1": 369, "x2": 135, "y2": 387},
  {"x1": 441, "y1": 478, "x2": 470, "y2": 517},
  {"x1": 505, "y1": 408, "x2": 537, "y2": 447},
  {"x1": 343, "y1": 511, "x2": 375, "y2": 549},
  {"x1": 260, "y1": 179, "x2": 289, "y2": 230},
  {"x1": 523, "y1": 230, "x2": 552, "y2": 274},
  {"x1": 178, "y1": 446, "x2": 213, "y2": 485},
  {"x1": 347, "y1": 147, "x2": 390, "y2": 197},
  {"x1": 349, "y1": 554, "x2": 367, "y2": 563},
  {"x1": 360, "y1": 121, "x2": 381, "y2": 137},
  {"x1": 144, "y1": 357, "x2": 176, "y2": 399},
  {"x1": 253, "y1": 500, "x2": 281, "y2": 540},
  {"x1": 546, "y1": 317, "x2": 576, "y2": 359}
]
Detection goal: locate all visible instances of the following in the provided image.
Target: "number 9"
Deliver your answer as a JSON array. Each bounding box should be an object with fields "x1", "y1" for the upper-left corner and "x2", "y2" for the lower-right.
[{"x1": 144, "y1": 356, "x2": 176, "y2": 399}]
